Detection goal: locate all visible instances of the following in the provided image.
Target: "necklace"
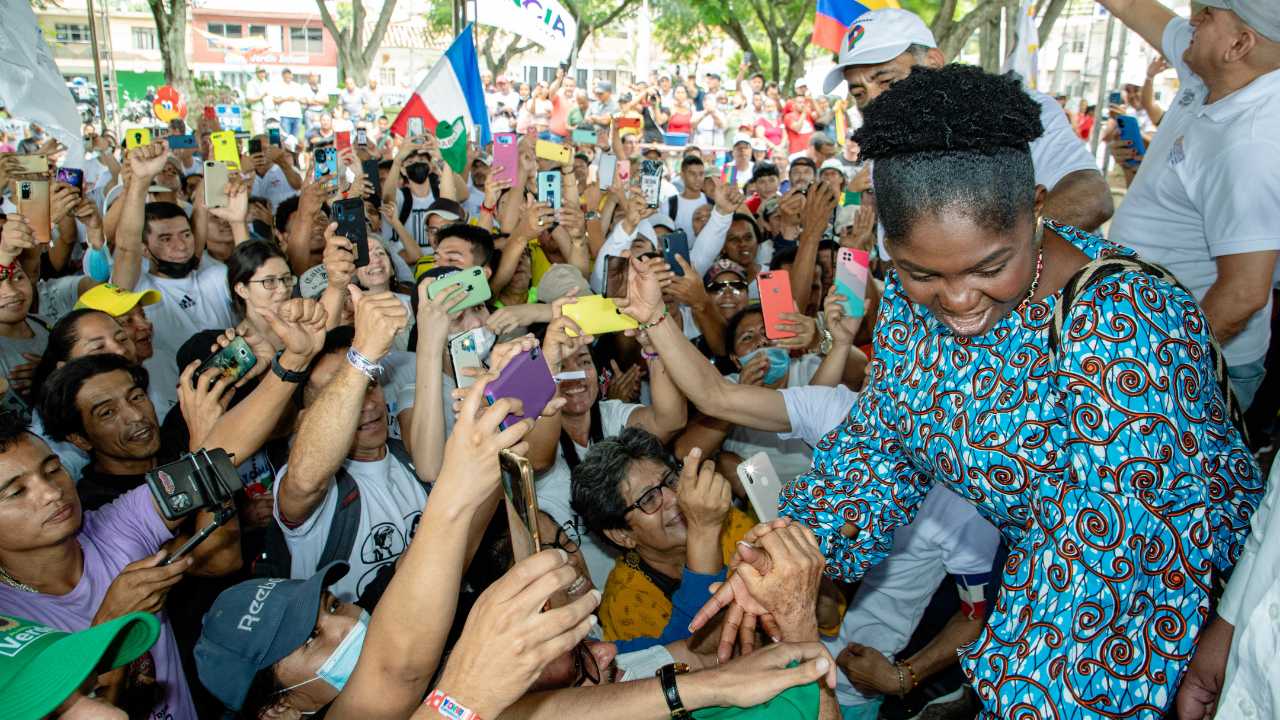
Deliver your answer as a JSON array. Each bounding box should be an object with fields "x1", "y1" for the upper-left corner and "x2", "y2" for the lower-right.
[
  {"x1": 1015, "y1": 218, "x2": 1046, "y2": 312},
  {"x1": 0, "y1": 565, "x2": 38, "y2": 593}
]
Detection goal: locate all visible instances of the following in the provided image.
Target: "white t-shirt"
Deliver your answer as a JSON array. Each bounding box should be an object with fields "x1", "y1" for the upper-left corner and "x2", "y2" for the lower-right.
[
  {"x1": 536, "y1": 399, "x2": 641, "y2": 588},
  {"x1": 251, "y1": 164, "x2": 299, "y2": 212},
  {"x1": 1027, "y1": 88, "x2": 1100, "y2": 191},
  {"x1": 723, "y1": 354, "x2": 824, "y2": 484},
  {"x1": 246, "y1": 78, "x2": 275, "y2": 114},
  {"x1": 1107, "y1": 19, "x2": 1280, "y2": 367},
  {"x1": 137, "y1": 261, "x2": 236, "y2": 414},
  {"x1": 382, "y1": 348, "x2": 419, "y2": 439},
  {"x1": 0, "y1": 319, "x2": 48, "y2": 395},
  {"x1": 272, "y1": 451, "x2": 428, "y2": 602},
  {"x1": 391, "y1": 190, "x2": 439, "y2": 254},
  {"x1": 669, "y1": 193, "x2": 707, "y2": 239},
  {"x1": 274, "y1": 81, "x2": 303, "y2": 118}
]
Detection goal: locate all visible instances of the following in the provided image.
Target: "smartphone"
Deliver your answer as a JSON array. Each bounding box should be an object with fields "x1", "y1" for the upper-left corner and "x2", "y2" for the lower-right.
[
  {"x1": 1115, "y1": 115, "x2": 1146, "y2": 167},
  {"x1": 14, "y1": 156, "x2": 49, "y2": 174},
  {"x1": 15, "y1": 180, "x2": 51, "y2": 245},
  {"x1": 835, "y1": 248, "x2": 870, "y2": 318},
  {"x1": 55, "y1": 167, "x2": 84, "y2": 190},
  {"x1": 449, "y1": 327, "x2": 490, "y2": 389},
  {"x1": 493, "y1": 132, "x2": 519, "y2": 185},
  {"x1": 161, "y1": 505, "x2": 235, "y2": 566},
  {"x1": 333, "y1": 197, "x2": 369, "y2": 268},
  {"x1": 312, "y1": 147, "x2": 337, "y2": 181},
  {"x1": 426, "y1": 266, "x2": 492, "y2": 314},
  {"x1": 484, "y1": 347, "x2": 557, "y2": 430},
  {"x1": 210, "y1": 130, "x2": 240, "y2": 169},
  {"x1": 356, "y1": 128, "x2": 368, "y2": 146},
  {"x1": 336, "y1": 130, "x2": 351, "y2": 151},
  {"x1": 598, "y1": 152, "x2": 617, "y2": 190},
  {"x1": 407, "y1": 117, "x2": 425, "y2": 139},
  {"x1": 500, "y1": 450, "x2": 541, "y2": 562},
  {"x1": 167, "y1": 134, "x2": 197, "y2": 150},
  {"x1": 362, "y1": 158, "x2": 381, "y2": 200},
  {"x1": 537, "y1": 170, "x2": 562, "y2": 209},
  {"x1": 203, "y1": 105, "x2": 218, "y2": 121},
  {"x1": 562, "y1": 294, "x2": 640, "y2": 336},
  {"x1": 614, "y1": 116, "x2": 641, "y2": 133},
  {"x1": 662, "y1": 230, "x2": 689, "y2": 277},
  {"x1": 268, "y1": 127, "x2": 281, "y2": 146},
  {"x1": 604, "y1": 255, "x2": 629, "y2": 299},
  {"x1": 124, "y1": 128, "x2": 152, "y2": 149},
  {"x1": 204, "y1": 161, "x2": 230, "y2": 209},
  {"x1": 758, "y1": 270, "x2": 798, "y2": 340},
  {"x1": 194, "y1": 336, "x2": 257, "y2": 387},
  {"x1": 1108, "y1": 90, "x2": 1124, "y2": 107},
  {"x1": 640, "y1": 159, "x2": 662, "y2": 208},
  {"x1": 572, "y1": 128, "x2": 598, "y2": 145},
  {"x1": 536, "y1": 140, "x2": 572, "y2": 164},
  {"x1": 736, "y1": 452, "x2": 782, "y2": 522},
  {"x1": 247, "y1": 137, "x2": 263, "y2": 154}
]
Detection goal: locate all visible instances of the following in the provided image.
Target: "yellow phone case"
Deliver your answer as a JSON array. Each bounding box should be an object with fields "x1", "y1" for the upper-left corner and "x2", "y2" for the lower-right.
[
  {"x1": 210, "y1": 131, "x2": 240, "y2": 169},
  {"x1": 535, "y1": 140, "x2": 572, "y2": 164},
  {"x1": 562, "y1": 295, "x2": 640, "y2": 337},
  {"x1": 124, "y1": 128, "x2": 152, "y2": 149}
]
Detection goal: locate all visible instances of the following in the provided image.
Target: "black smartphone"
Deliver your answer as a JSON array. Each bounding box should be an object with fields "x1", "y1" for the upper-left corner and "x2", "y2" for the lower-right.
[
  {"x1": 356, "y1": 128, "x2": 368, "y2": 146},
  {"x1": 146, "y1": 449, "x2": 239, "y2": 521},
  {"x1": 362, "y1": 158, "x2": 381, "y2": 201},
  {"x1": 663, "y1": 230, "x2": 690, "y2": 277},
  {"x1": 248, "y1": 137, "x2": 263, "y2": 154},
  {"x1": 334, "y1": 197, "x2": 370, "y2": 267},
  {"x1": 161, "y1": 505, "x2": 235, "y2": 566},
  {"x1": 605, "y1": 255, "x2": 629, "y2": 299}
]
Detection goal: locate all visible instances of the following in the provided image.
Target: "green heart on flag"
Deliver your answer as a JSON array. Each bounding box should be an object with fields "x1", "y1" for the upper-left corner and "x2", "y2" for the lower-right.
[{"x1": 435, "y1": 117, "x2": 468, "y2": 174}]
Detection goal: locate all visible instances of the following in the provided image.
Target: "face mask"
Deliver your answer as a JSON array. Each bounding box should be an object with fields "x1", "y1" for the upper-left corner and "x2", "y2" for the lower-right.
[
  {"x1": 405, "y1": 162, "x2": 432, "y2": 184},
  {"x1": 738, "y1": 347, "x2": 790, "y2": 385},
  {"x1": 279, "y1": 610, "x2": 369, "y2": 698},
  {"x1": 151, "y1": 256, "x2": 199, "y2": 278}
]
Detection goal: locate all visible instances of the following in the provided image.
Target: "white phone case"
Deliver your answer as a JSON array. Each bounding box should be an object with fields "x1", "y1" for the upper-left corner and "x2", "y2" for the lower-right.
[
  {"x1": 449, "y1": 328, "x2": 487, "y2": 389},
  {"x1": 737, "y1": 452, "x2": 781, "y2": 522}
]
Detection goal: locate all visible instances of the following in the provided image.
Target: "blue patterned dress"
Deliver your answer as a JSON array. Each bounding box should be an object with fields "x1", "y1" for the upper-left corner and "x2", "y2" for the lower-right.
[{"x1": 781, "y1": 223, "x2": 1262, "y2": 718}]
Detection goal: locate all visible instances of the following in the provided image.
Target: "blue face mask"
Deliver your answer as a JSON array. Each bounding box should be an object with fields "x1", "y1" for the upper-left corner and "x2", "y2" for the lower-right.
[
  {"x1": 738, "y1": 347, "x2": 790, "y2": 385},
  {"x1": 280, "y1": 610, "x2": 370, "y2": 701}
]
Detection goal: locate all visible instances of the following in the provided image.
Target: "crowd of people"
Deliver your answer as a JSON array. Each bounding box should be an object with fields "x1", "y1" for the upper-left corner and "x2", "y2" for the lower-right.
[{"x1": 0, "y1": 0, "x2": 1278, "y2": 718}]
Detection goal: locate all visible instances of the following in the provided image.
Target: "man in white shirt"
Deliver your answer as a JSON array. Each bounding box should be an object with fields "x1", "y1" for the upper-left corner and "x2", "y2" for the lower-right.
[
  {"x1": 486, "y1": 74, "x2": 522, "y2": 124},
  {"x1": 246, "y1": 66, "x2": 275, "y2": 134},
  {"x1": 272, "y1": 290, "x2": 422, "y2": 602},
  {"x1": 1098, "y1": 0, "x2": 1280, "y2": 410},
  {"x1": 274, "y1": 69, "x2": 305, "y2": 142},
  {"x1": 110, "y1": 143, "x2": 237, "y2": 414},
  {"x1": 823, "y1": 8, "x2": 1114, "y2": 232},
  {"x1": 247, "y1": 133, "x2": 303, "y2": 211},
  {"x1": 303, "y1": 73, "x2": 329, "y2": 133}
]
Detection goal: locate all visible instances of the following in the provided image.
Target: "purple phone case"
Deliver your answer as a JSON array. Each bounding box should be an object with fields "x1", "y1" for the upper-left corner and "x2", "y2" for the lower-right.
[{"x1": 484, "y1": 348, "x2": 557, "y2": 429}]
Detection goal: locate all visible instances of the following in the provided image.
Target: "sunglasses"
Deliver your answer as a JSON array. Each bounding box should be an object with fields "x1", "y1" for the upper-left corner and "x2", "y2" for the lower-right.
[{"x1": 706, "y1": 280, "x2": 748, "y2": 295}]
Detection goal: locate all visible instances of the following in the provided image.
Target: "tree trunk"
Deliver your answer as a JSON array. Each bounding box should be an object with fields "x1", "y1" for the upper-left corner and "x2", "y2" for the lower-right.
[
  {"x1": 315, "y1": 0, "x2": 399, "y2": 85},
  {"x1": 979, "y1": 14, "x2": 1001, "y2": 71},
  {"x1": 481, "y1": 28, "x2": 537, "y2": 79},
  {"x1": 936, "y1": 0, "x2": 1005, "y2": 60},
  {"x1": 1037, "y1": 0, "x2": 1072, "y2": 44},
  {"x1": 147, "y1": 0, "x2": 193, "y2": 97}
]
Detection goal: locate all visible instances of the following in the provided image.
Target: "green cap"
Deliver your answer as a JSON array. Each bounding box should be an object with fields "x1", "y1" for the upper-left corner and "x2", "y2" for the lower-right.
[{"x1": 0, "y1": 612, "x2": 160, "y2": 719}]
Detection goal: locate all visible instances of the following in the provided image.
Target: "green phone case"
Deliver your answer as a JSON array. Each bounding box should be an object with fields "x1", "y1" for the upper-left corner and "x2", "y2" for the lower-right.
[{"x1": 426, "y1": 266, "x2": 492, "y2": 314}]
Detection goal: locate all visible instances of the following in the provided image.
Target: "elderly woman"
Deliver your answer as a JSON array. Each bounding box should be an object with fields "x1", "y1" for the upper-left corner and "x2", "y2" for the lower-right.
[{"x1": 678, "y1": 66, "x2": 1263, "y2": 718}]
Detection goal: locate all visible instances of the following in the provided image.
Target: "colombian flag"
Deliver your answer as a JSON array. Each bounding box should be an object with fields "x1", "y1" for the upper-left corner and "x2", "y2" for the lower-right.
[{"x1": 813, "y1": 0, "x2": 902, "y2": 54}]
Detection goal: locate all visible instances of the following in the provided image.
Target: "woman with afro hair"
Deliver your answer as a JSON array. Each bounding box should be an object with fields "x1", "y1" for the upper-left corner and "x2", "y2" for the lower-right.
[{"x1": 771, "y1": 65, "x2": 1263, "y2": 717}]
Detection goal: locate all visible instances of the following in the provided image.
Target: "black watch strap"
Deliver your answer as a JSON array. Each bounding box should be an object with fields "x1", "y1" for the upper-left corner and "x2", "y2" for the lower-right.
[
  {"x1": 656, "y1": 663, "x2": 692, "y2": 719},
  {"x1": 271, "y1": 353, "x2": 308, "y2": 383}
]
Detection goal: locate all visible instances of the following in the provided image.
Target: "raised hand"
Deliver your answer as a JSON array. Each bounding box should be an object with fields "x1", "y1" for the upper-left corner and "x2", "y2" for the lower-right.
[
  {"x1": 91, "y1": 550, "x2": 191, "y2": 624},
  {"x1": 49, "y1": 183, "x2": 81, "y2": 227},
  {"x1": 178, "y1": 361, "x2": 238, "y2": 447},
  {"x1": 676, "y1": 446, "x2": 732, "y2": 536},
  {"x1": 541, "y1": 295, "x2": 589, "y2": 375},
  {"x1": 127, "y1": 142, "x2": 172, "y2": 182},
  {"x1": 322, "y1": 222, "x2": 357, "y2": 288},
  {"x1": 0, "y1": 213, "x2": 36, "y2": 264},
  {"x1": 614, "y1": 252, "x2": 666, "y2": 325},
  {"x1": 605, "y1": 360, "x2": 642, "y2": 402},
  {"x1": 209, "y1": 174, "x2": 249, "y2": 223},
  {"x1": 350, "y1": 286, "x2": 410, "y2": 362},
  {"x1": 714, "y1": 179, "x2": 745, "y2": 215},
  {"x1": 823, "y1": 285, "x2": 863, "y2": 347},
  {"x1": 772, "y1": 312, "x2": 816, "y2": 351},
  {"x1": 261, "y1": 297, "x2": 329, "y2": 361}
]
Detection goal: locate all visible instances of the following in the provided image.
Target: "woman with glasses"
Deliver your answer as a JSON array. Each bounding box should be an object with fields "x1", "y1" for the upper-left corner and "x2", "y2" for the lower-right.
[
  {"x1": 227, "y1": 240, "x2": 298, "y2": 352},
  {"x1": 571, "y1": 428, "x2": 754, "y2": 645}
]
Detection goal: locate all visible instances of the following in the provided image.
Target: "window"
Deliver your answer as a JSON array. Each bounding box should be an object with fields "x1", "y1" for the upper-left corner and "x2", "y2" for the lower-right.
[
  {"x1": 249, "y1": 25, "x2": 268, "y2": 40},
  {"x1": 207, "y1": 22, "x2": 243, "y2": 48},
  {"x1": 132, "y1": 27, "x2": 156, "y2": 50},
  {"x1": 290, "y1": 26, "x2": 323, "y2": 54},
  {"x1": 380, "y1": 66, "x2": 397, "y2": 86},
  {"x1": 54, "y1": 23, "x2": 91, "y2": 43},
  {"x1": 575, "y1": 69, "x2": 587, "y2": 88}
]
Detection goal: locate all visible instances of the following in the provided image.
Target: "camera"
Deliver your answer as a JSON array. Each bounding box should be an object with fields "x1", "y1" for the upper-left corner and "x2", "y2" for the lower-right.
[{"x1": 147, "y1": 448, "x2": 241, "y2": 521}]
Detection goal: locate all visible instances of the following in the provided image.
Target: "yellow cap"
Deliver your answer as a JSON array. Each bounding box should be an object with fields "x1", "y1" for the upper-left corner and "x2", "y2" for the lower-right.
[{"x1": 75, "y1": 283, "x2": 162, "y2": 316}]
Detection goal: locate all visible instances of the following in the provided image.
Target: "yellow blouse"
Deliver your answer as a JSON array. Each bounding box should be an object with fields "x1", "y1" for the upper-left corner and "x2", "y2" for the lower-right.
[{"x1": 599, "y1": 508, "x2": 757, "y2": 642}]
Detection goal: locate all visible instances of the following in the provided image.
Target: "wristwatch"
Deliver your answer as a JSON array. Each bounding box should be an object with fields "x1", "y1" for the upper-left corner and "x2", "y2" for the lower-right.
[
  {"x1": 271, "y1": 352, "x2": 308, "y2": 384},
  {"x1": 818, "y1": 326, "x2": 834, "y2": 355},
  {"x1": 585, "y1": 211, "x2": 601, "y2": 221},
  {"x1": 656, "y1": 663, "x2": 692, "y2": 719}
]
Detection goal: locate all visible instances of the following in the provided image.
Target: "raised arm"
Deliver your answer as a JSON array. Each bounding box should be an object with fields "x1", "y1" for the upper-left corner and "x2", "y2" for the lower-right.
[
  {"x1": 277, "y1": 288, "x2": 408, "y2": 523},
  {"x1": 1094, "y1": 0, "x2": 1177, "y2": 54},
  {"x1": 408, "y1": 280, "x2": 467, "y2": 481},
  {"x1": 112, "y1": 144, "x2": 173, "y2": 290},
  {"x1": 790, "y1": 182, "x2": 839, "y2": 310},
  {"x1": 690, "y1": 182, "x2": 740, "y2": 276}
]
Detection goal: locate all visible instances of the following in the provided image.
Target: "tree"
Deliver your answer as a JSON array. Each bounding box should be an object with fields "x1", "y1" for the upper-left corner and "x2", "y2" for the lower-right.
[
  {"x1": 315, "y1": 0, "x2": 399, "y2": 84},
  {"x1": 561, "y1": 0, "x2": 644, "y2": 68},
  {"x1": 144, "y1": 0, "x2": 193, "y2": 97},
  {"x1": 651, "y1": 0, "x2": 815, "y2": 89}
]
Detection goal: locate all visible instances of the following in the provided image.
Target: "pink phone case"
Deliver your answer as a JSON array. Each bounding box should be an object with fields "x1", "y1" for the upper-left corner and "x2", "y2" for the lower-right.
[
  {"x1": 758, "y1": 271, "x2": 798, "y2": 340},
  {"x1": 484, "y1": 347, "x2": 557, "y2": 429},
  {"x1": 494, "y1": 133, "x2": 519, "y2": 186}
]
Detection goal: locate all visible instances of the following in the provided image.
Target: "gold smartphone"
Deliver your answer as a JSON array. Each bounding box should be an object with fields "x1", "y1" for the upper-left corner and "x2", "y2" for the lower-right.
[
  {"x1": 13, "y1": 156, "x2": 49, "y2": 174},
  {"x1": 14, "y1": 180, "x2": 50, "y2": 244},
  {"x1": 500, "y1": 450, "x2": 541, "y2": 563},
  {"x1": 203, "y1": 161, "x2": 230, "y2": 209}
]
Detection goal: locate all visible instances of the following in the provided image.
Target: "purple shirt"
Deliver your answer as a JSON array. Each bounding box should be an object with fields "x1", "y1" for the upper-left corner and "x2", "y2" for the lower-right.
[{"x1": 0, "y1": 486, "x2": 196, "y2": 720}]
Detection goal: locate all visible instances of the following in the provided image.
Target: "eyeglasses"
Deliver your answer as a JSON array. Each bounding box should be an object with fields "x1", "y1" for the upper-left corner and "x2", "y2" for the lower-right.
[
  {"x1": 626, "y1": 467, "x2": 680, "y2": 515},
  {"x1": 543, "y1": 523, "x2": 580, "y2": 555},
  {"x1": 707, "y1": 280, "x2": 748, "y2": 295},
  {"x1": 570, "y1": 641, "x2": 600, "y2": 687},
  {"x1": 247, "y1": 274, "x2": 297, "y2": 292}
]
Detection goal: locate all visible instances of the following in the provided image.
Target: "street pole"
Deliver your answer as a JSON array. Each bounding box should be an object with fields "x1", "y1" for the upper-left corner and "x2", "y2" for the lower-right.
[
  {"x1": 85, "y1": 0, "x2": 109, "y2": 134},
  {"x1": 1089, "y1": 14, "x2": 1115, "y2": 156}
]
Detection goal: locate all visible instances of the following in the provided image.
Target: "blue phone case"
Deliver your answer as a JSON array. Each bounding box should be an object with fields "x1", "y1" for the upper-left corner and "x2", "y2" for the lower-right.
[
  {"x1": 663, "y1": 231, "x2": 690, "y2": 276},
  {"x1": 1115, "y1": 115, "x2": 1146, "y2": 167}
]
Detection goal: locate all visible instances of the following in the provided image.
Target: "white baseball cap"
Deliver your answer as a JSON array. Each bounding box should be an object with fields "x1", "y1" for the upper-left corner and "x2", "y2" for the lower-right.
[
  {"x1": 1197, "y1": 0, "x2": 1280, "y2": 43},
  {"x1": 822, "y1": 9, "x2": 938, "y2": 95}
]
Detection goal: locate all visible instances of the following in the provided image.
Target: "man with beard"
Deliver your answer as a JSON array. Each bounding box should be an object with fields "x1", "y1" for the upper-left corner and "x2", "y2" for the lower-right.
[{"x1": 112, "y1": 143, "x2": 237, "y2": 414}]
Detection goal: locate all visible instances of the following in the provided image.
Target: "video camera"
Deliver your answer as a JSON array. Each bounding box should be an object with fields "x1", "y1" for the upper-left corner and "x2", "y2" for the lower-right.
[{"x1": 146, "y1": 448, "x2": 241, "y2": 522}]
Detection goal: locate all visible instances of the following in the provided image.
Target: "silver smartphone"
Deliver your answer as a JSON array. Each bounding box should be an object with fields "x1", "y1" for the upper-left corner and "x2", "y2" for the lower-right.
[{"x1": 736, "y1": 452, "x2": 782, "y2": 522}]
